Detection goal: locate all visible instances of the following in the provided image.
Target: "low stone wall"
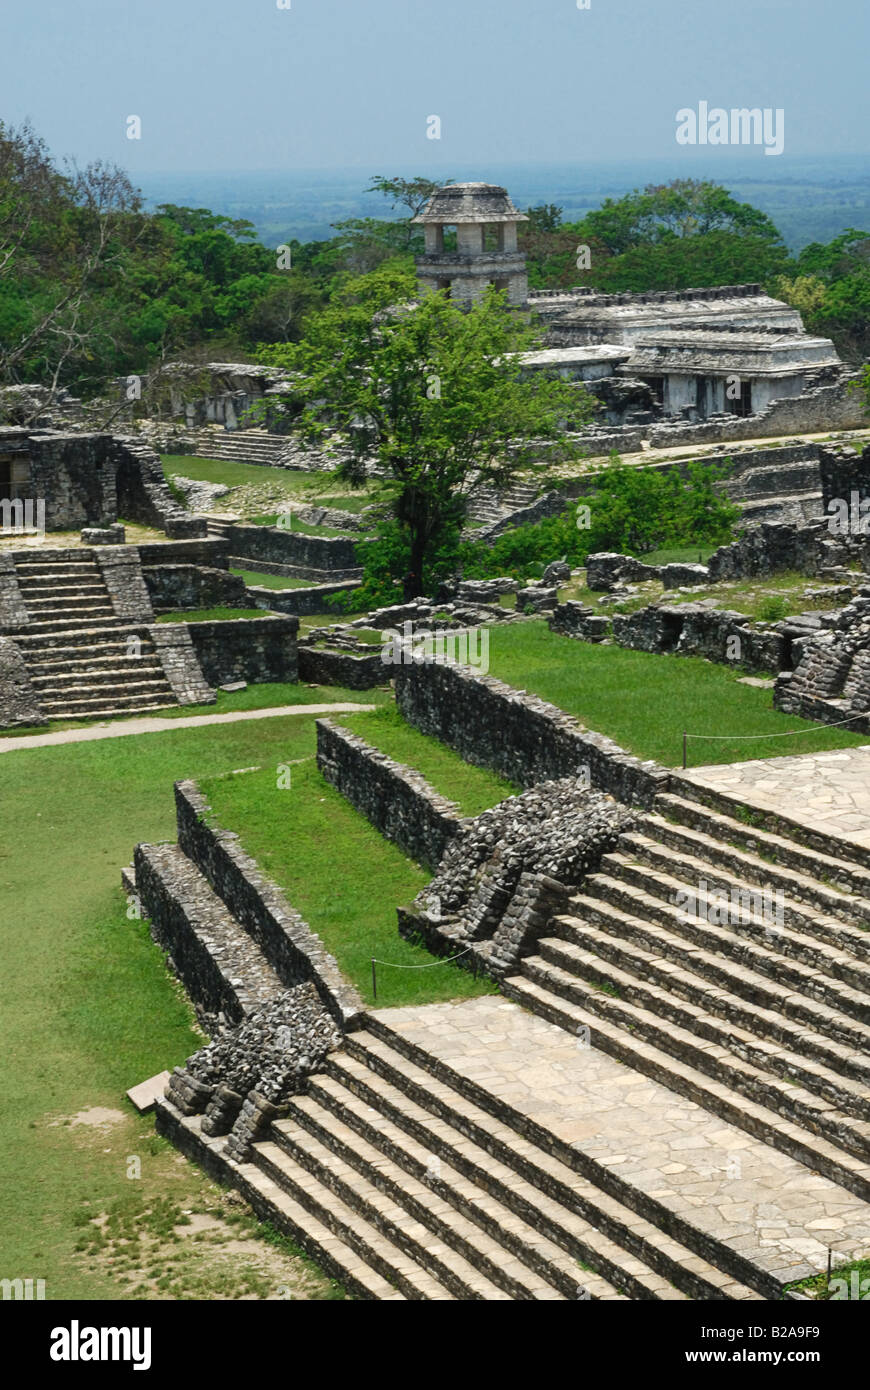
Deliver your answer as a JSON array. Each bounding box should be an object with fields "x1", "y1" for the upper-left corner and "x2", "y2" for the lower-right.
[
  {"x1": 247, "y1": 580, "x2": 361, "y2": 617},
  {"x1": 549, "y1": 602, "x2": 612, "y2": 642},
  {"x1": 316, "y1": 719, "x2": 464, "y2": 870},
  {"x1": 184, "y1": 614, "x2": 299, "y2": 686},
  {"x1": 394, "y1": 658, "x2": 668, "y2": 807},
  {"x1": 225, "y1": 522, "x2": 364, "y2": 575},
  {"x1": 706, "y1": 521, "x2": 849, "y2": 581},
  {"x1": 819, "y1": 441, "x2": 870, "y2": 511},
  {"x1": 137, "y1": 537, "x2": 230, "y2": 569},
  {"x1": 612, "y1": 604, "x2": 788, "y2": 674},
  {"x1": 298, "y1": 644, "x2": 384, "y2": 690},
  {"x1": 144, "y1": 564, "x2": 249, "y2": 613},
  {"x1": 174, "y1": 780, "x2": 362, "y2": 1028},
  {"x1": 148, "y1": 625, "x2": 216, "y2": 705},
  {"x1": 96, "y1": 546, "x2": 154, "y2": 623},
  {"x1": 0, "y1": 636, "x2": 47, "y2": 727},
  {"x1": 0, "y1": 553, "x2": 28, "y2": 630},
  {"x1": 229, "y1": 555, "x2": 363, "y2": 583}
]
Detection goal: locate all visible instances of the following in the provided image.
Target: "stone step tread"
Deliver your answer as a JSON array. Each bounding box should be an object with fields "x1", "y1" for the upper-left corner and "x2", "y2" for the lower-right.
[
  {"x1": 657, "y1": 792, "x2": 870, "y2": 884},
  {"x1": 271, "y1": 1113, "x2": 525, "y2": 1300},
  {"x1": 254, "y1": 1143, "x2": 456, "y2": 1300},
  {"x1": 559, "y1": 898, "x2": 870, "y2": 1053},
  {"x1": 538, "y1": 932, "x2": 870, "y2": 1116},
  {"x1": 506, "y1": 971, "x2": 870, "y2": 1192},
  {"x1": 340, "y1": 1034, "x2": 760, "y2": 1300},
  {"x1": 138, "y1": 844, "x2": 283, "y2": 1008},
  {"x1": 602, "y1": 848, "x2": 870, "y2": 989},
  {"x1": 41, "y1": 703, "x2": 175, "y2": 721},
  {"x1": 37, "y1": 682, "x2": 174, "y2": 701},
  {"x1": 235, "y1": 1156, "x2": 405, "y2": 1300},
  {"x1": 550, "y1": 916, "x2": 870, "y2": 1087},
  {"x1": 580, "y1": 872, "x2": 870, "y2": 1024},
  {"x1": 630, "y1": 818, "x2": 870, "y2": 941},
  {"x1": 31, "y1": 664, "x2": 165, "y2": 682},
  {"x1": 310, "y1": 1068, "x2": 682, "y2": 1300},
  {"x1": 40, "y1": 689, "x2": 174, "y2": 710}
]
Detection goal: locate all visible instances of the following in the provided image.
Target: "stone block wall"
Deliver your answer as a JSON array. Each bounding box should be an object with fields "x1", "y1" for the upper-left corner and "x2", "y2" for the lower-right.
[
  {"x1": 316, "y1": 718, "x2": 464, "y2": 870},
  {"x1": 137, "y1": 538, "x2": 230, "y2": 568},
  {"x1": 174, "y1": 780, "x2": 362, "y2": 1028},
  {"x1": 818, "y1": 441, "x2": 870, "y2": 511},
  {"x1": 27, "y1": 432, "x2": 116, "y2": 529},
  {"x1": 225, "y1": 522, "x2": 364, "y2": 575},
  {"x1": 297, "y1": 645, "x2": 384, "y2": 690},
  {"x1": 247, "y1": 580, "x2": 361, "y2": 617},
  {"x1": 394, "y1": 659, "x2": 668, "y2": 807},
  {"x1": 143, "y1": 564, "x2": 249, "y2": 613},
  {"x1": 0, "y1": 636, "x2": 47, "y2": 727},
  {"x1": 0, "y1": 554, "x2": 29, "y2": 630},
  {"x1": 185, "y1": 614, "x2": 299, "y2": 686}
]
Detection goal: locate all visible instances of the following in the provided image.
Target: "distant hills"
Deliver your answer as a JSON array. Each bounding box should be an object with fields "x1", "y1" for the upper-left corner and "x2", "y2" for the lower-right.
[{"x1": 138, "y1": 154, "x2": 870, "y2": 254}]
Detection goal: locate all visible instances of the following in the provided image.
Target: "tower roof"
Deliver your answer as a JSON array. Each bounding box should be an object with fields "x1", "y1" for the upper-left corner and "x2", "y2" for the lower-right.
[{"x1": 413, "y1": 182, "x2": 529, "y2": 225}]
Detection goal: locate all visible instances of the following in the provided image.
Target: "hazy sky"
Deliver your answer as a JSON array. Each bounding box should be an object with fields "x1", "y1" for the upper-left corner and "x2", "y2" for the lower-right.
[{"x1": 2, "y1": 0, "x2": 868, "y2": 173}]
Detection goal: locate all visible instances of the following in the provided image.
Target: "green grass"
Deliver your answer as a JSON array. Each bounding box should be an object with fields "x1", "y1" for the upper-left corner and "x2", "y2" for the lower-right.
[
  {"x1": 231, "y1": 569, "x2": 323, "y2": 590},
  {"x1": 787, "y1": 1255, "x2": 870, "y2": 1300},
  {"x1": 249, "y1": 514, "x2": 359, "y2": 538},
  {"x1": 201, "y1": 761, "x2": 495, "y2": 1010},
  {"x1": 0, "y1": 713, "x2": 378, "y2": 1297},
  {"x1": 338, "y1": 704, "x2": 516, "y2": 815},
  {"x1": 642, "y1": 546, "x2": 716, "y2": 566},
  {"x1": 160, "y1": 455, "x2": 378, "y2": 511},
  {"x1": 483, "y1": 620, "x2": 868, "y2": 768}
]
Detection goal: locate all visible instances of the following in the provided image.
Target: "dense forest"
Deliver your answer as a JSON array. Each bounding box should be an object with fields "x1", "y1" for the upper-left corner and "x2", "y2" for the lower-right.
[{"x1": 1, "y1": 120, "x2": 868, "y2": 404}]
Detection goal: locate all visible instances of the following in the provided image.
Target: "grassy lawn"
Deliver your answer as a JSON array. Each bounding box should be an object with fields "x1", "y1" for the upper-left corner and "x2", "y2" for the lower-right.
[
  {"x1": 160, "y1": 455, "x2": 378, "y2": 512},
  {"x1": 337, "y1": 704, "x2": 516, "y2": 815},
  {"x1": 558, "y1": 569, "x2": 851, "y2": 622},
  {"x1": 0, "y1": 713, "x2": 386, "y2": 1299},
  {"x1": 484, "y1": 620, "x2": 868, "y2": 768},
  {"x1": 202, "y1": 761, "x2": 495, "y2": 1010},
  {"x1": 0, "y1": 681, "x2": 387, "y2": 738},
  {"x1": 232, "y1": 569, "x2": 323, "y2": 590}
]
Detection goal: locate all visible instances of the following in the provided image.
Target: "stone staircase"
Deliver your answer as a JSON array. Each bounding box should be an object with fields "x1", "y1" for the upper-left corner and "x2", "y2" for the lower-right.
[
  {"x1": 164, "y1": 1009, "x2": 773, "y2": 1301},
  {"x1": 504, "y1": 781, "x2": 870, "y2": 1203},
  {"x1": 464, "y1": 481, "x2": 540, "y2": 529},
  {"x1": 11, "y1": 551, "x2": 176, "y2": 720}
]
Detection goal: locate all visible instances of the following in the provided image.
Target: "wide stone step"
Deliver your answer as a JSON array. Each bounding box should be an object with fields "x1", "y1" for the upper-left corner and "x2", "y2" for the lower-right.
[
  {"x1": 40, "y1": 691, "x2": 176, "y2": 716},
  {"x1": 314, "y1": 1059, "x2": 701, "y2": 1299},
  {"x1": 638, "y1": 811, "x2": 870, "y2": 945},
  {"x1": 561, "y1": 893, "x2": 870, "y2": 1055},
  {"x1": 603, "y1": 844, "x2": 870, "y2": 997},
  {"x1": 23, "y1": 592, "x2": 111, "y2": 609},
  {"x1": 343, "y1": 1028, "x2": 764, "y2": 1298},
  {"x1": 17, "y1": 576, "x2": 105, "y2": 591},
  {"x1": 254, "y1": 1143, "x2": 456, "y2": 1300},
  {"x1": 535, "y1": 932, "x2": 870, "y2": 1129},
  {"x1": 19, "y1": 616, "x2": 122, "y2": 635},
  {"x1": 662, "y1": 785, "x2": 870, "y2": 877},
  {"x1": 505, "y1": 969, "x2": 870, "y2": 1201},
  {"x1": 31, "y1": 664, "x2": 166, "y2": 688},
  {"x1": 269, "y1": 1112, "x2": 520, "y2": 1300},
  {"x1": 547, "y1": 916, "x2": 870, "y2": 1093},
  {"x1": 582, "y1": 871, "x2": 870, "y2": 1028},
  {"x1": 19, "y1": 635, "x2": 148, "y2": 660},
  {"x1": 38, "y1": 679, "x2": 174, "y2": 705},
  {"x1": 40, "y1": 701, "x2": 175, "y2": 722}
]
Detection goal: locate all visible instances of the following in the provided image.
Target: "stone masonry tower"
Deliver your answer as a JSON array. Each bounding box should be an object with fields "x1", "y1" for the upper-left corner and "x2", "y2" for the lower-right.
[{"x1": 413, "y1": 182, "x2": 529, "y2": 308}]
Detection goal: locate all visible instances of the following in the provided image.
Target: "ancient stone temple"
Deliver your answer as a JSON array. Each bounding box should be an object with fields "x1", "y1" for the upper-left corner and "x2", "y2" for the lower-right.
[{"x1": 413, "y1": 182, "x2": 529, "y2": 307}]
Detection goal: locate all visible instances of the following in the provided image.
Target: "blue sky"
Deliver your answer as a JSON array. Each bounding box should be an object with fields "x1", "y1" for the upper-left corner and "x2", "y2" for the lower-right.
[{"x1": 2, "y1": 0, "x2": 868, "y2": 172}]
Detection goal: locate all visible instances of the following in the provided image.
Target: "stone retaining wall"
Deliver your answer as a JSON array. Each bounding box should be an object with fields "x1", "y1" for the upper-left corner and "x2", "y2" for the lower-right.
[
  {"x1": 174, "y1": 780, "x2": 362, "y2": 1028},
  {"x1": 184, "y1": 614, "x2": 299, "y2": 686},
  {"x1": 0, "y1": 553, "x2": 29, "y2": 630},
  {"x1": 144, "y1": 564, "x2": 249, "y2": 613},
  {"x1": 394, "y1": 658, "x2": 667, "y2": 807},
  {"x1": 0, "y1": 636, "x2": 46, "y2": 727},
  {"x1": 247, "y1": 580, "x2": 361, "y2": 617},
  {"x1": 316, "y1": 718, "x2": 464, "y2": 870},
  {"x1": 148, "y1": 625, "x2": 216, "y2": 705},
  {"x1": 137, "y1": 538, "x2": 230, "y2": 568},
  {"x1": 96, "y1": 546, "x2": 154, "y2": 622},
  {"x1": 298, "y1": 644, "x2": 383, "y2": 690},
  {"x1": 225, "y1": 522, "x2": 365, "y2": 574}
]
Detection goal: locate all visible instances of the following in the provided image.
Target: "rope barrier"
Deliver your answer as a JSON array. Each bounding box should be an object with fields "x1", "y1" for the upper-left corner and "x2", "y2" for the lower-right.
[
  {"x1": 370, "y1": 945, "x2": 474, "y2": 999},
  {"x1": 681, "y1": 712, "x2": 867, "y2": 767}
]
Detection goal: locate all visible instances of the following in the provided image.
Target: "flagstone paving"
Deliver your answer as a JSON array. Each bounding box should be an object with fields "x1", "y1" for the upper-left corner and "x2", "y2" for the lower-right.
[
  {"x1": 683, "y1": 746, "x2": 870, "y2": 852},
  {"x1": 376, "y1": 996, "x2": 870, "y2": 1285}
]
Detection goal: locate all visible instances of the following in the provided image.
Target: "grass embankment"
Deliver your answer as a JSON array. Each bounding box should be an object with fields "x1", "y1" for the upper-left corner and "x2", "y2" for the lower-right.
[
  {"x1": 559, "y1": 568, "x2": 854, "y2": 623},
  {"x1": 160, "y1": 455, "x2": 379, "y2": 513},
  {"x1": 484, "y1": 620, "x2": 868, "y2": 768},
  {"x1": 0, "y1": 714, "x2": 378, "y2": 1299},
  {"x1": 202, "y1": 760, "x2": 496, "y2": 1013},
  {"x1": 155, "y1": 607, "x2": 270, "y2": 623},
  {"x1": 337, "y1": 704, "x2": 516, "y2": 816},
  {"x1": 231, "y1": 569, "x2": 322, "y2": 590},
  {"x1": 0, "y1": 681, "x2": 386, "y2": 739}
]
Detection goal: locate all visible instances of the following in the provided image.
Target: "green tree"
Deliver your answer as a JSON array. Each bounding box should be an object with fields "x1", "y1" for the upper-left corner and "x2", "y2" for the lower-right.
[{"x1": 262, "y1": 266, "x2": 595, "y2": 598}]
